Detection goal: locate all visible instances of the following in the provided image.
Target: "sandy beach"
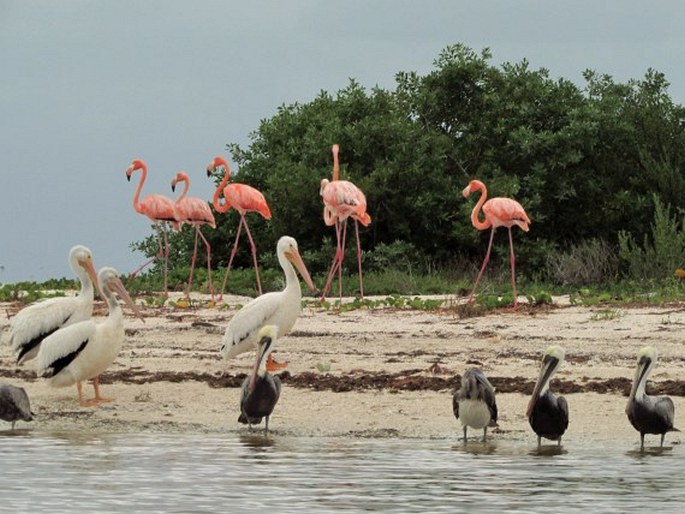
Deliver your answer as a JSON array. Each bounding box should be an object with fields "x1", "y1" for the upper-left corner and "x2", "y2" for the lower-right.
[{"x1": 1, "y1": 293, "x2": 684, "y2": 449}]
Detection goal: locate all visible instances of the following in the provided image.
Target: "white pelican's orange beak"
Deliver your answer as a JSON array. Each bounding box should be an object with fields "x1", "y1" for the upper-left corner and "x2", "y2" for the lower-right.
[
  {"x1": 285, "y1": 247, "x2": 317, "y2": 293},
  {"x1": 106, "y1": 274, "x2": 145, "y2": 322},
  {"x1": 79, "y1": 257, "x2": 103, "y2": 299}
]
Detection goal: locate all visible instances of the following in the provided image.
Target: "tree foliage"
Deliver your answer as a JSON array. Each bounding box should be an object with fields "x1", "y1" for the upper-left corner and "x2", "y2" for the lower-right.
[{"x1": 138, "y1": 43, "x2": 685, "y2": 282}]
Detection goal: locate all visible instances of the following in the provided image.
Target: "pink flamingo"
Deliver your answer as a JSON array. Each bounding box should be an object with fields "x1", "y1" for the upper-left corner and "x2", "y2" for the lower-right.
[
  {"x1": 171, "y1": 171, "x2": 217, "y2": 300},
  {"x1": 126, "y1": 159, "x2": 179, "y2": 297},
  {"x1": 319, "y1": 144, "x2": 371, "y2": 301},
  {"x1": 462, "y1": 179, "x2": 531, "y2": 308},
  {"x1": 206, "y1": 156, "x2": 272, "y2": 299}
]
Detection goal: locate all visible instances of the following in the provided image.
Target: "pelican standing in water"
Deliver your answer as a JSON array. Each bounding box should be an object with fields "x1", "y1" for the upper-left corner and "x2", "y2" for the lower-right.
[
  {"x1": 36, "y1": 267, "x2": 143, "y2": 406},
  {"x1": 220, "y1": 236, "x2": 317, "y2": 371},
  {"x1": 527, "y1": 345, "x2": 569, "y2": 448},
  {"x1": 0, "y1": 383, "x2": 33, "y2": 430},
  {"x1": 452, "y1": 368, "x2": 498, "y2": 442},
  {"x1": 4, "y1": 245, "x2": 99, "y2": 364},
  {"x1": 626, "y1": 346, "x2": 678, "y2": 450},
  {"x1": 239, "y1": 325, "x2": 282, "y2": 435}
]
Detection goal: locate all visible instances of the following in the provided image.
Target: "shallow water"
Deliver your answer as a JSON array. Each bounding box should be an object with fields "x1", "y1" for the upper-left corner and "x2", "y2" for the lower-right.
[{"x1": 1, "y1": 431, "x2": 683, "y2": 513}]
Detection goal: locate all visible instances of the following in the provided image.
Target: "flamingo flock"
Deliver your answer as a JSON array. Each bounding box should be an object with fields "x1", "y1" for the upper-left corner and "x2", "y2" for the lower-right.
[{"x1": 3, "y1": 143, "x2": 676, "y2": 455}]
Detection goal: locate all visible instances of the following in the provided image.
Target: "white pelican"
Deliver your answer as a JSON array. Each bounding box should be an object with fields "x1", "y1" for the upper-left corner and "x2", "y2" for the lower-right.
[
  {"x1": 452, "y1": 368, "x2": 498, "y2": 442},
  {"x1": 239, "y1": 325, "x2": 282, "y2": 435},
  {"x1": 626, "y1": 346, "x2": 678, "y2": 450},
  {"x1": 3, "y1": 245, "x2": 99, "y2": 365},
  {"x1": 0, "y1": 383, "x2": 33, "y2": 430},
  {"x1": 527, "y1": 345, "x2": 569, "y2": 448},
  {"x1": 35, "y1": 267, "x2": 143, "y2": 406},
  {"x1": 220, "y1": 236, "x2": 316, "y2": 371}
]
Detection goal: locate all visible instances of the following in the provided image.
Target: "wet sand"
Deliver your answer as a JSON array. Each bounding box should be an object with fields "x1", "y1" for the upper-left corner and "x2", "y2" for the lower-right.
[{"x1": 1, "y1": 294, "x2": 684, "y2": 449}]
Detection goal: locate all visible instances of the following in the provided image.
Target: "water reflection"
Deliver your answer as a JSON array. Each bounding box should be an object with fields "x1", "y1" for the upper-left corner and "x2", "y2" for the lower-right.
[{"x1": 0, "y1": 433, "x2": 684, "y2": 512}]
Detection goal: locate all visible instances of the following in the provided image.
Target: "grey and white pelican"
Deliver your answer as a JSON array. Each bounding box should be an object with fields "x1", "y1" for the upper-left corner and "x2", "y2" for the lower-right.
[
  {"x1": 626, "y1": 346, "x2": 678, "y2": 450},
  {"x1": 220, "y1": 236, "x2": 316, "y2": 371},
  {"x1": 239, "y1": 325, "x2": 282, "y2": 435},
  {"x1": 452, "y1": 368, "x2": 498, "y2": 442},
  {"x1": 0, "y1": 383, "x2": 33, "y2": 430},
  {"x1": 527, "y1": 345, "x2": 569, "y2": 448},
  {"x1": 3, "y1": 245, "x2": 99, "y2": 365},
  {"x1": 35, "y1": 267, "x2": 143, "y2": 406}
]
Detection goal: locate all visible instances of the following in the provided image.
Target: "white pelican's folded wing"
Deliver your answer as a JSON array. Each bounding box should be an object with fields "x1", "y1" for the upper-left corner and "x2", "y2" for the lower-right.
[{"x1": 36, "y1": 320, "x2": 96, "y2": 378}]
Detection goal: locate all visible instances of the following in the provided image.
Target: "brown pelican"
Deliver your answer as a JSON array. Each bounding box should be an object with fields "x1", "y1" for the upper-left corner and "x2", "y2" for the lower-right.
[
  {"x1": 239, "y1": 325, "x2": 282, "y2": 435},
  {"x1": 221, "y1": 236, "x2": 316, "y2": 371},
  {"x1": 0, "y1": 383, "x2": 33, "y2": 430},
  {"x1": 35, "y1": 267, "x2": 143, "y2": 406},
  {"x1": 452, "y1": 368, "x2": 498, "y2": 442},
  {"x1": 3, "y1": 245, "x2": 99, "y2": 364},
  {"x1": 626, "y1": 346, "x2": 678, "y2": 450},
  {"x1": 527, "y1": 345, "x2": 569, "y2": 448}
]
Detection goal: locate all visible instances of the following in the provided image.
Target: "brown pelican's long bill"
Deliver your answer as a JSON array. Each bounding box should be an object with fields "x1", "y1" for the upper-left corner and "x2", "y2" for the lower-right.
[
  {"x1": 629, "y1": 354, "x2": 652, "y2": 399},
  {"x1": 285, "y1": 247, "x2": 317, "y2": 293},
  {"x1": 526, "y1": 354, "x2": 559, "y2": 417},
  {"x1": 107, "y1": 274, "x2": 145, "y2": 321}
]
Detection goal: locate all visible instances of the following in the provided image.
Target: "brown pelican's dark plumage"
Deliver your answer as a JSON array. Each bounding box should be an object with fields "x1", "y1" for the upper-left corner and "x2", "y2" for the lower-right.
[
  {"x1": 452, "y1": 368, "x2": 498, "y2": 442},
  {"x1": 239, "y1": 325, "x2": 281, "y2": 435},
  {"x1": 527, "y1": 345, "x2": 569, "y2": 448},
  {"x1": 626, "y1": 346, "x2": 678, "y2": 451},
  {"x1": 0, "y1": 383, "x2": 33, "y2": 430}
]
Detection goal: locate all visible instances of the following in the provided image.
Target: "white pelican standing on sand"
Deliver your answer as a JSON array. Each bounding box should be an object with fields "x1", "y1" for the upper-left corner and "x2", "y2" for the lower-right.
[
  {"x1": 36, "y1": 267, "x2": 143, "y2": 406},
  {"x1": 3, "y1": 245, "x2": 99, "y2": 365},
  {"x1": 453, "y1": 368, "x2": 498, "y2": 442},
  {"x1": 239, "y1": 325, "x2": 282, "y2": 435},
  {"x1": 626, "y1": 346, "x2": 678, "y2": 450},
  {"x1": 220, "y1": 236, "x2": 316, "y2": 371}
]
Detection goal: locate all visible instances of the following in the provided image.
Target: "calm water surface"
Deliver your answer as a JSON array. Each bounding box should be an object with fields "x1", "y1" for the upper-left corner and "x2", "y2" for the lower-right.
[{"x1": 1, "y1": 431, "x2": 683, "y2": 513}]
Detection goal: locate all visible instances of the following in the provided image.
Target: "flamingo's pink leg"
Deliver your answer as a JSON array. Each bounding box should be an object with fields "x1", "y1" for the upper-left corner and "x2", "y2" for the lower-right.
[
  {"x1": 467, "y1": 227, "x2": 496, "y2": 307},
  {"x1": 219, "y1": 216, "x2": 245, "y2": 300},
  {"x1": 185, "y1": 226, "x2": 200, "y2": 299},
  {"x1": 241, "y1": 215, "x2": 263, "y2": 296},
  {"x1": 321, "y1": 218, "x2": 344, "y2": 301},
  {"x1": 196, "y1": 226, "x2": 215, "y2": 301},
  {"x1": 508, "y1": 227, "x2": 518, "y2": 307},
  {"x1": 354, "y1": 219, "x2": 364, "y2": 299},
  {"x1": 337, "y1": 220, "x2": 349, "y2": 301}
]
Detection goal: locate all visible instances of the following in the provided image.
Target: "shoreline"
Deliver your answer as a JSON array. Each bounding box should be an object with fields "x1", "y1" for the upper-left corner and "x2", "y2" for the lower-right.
[{"x1": 1, "y1": 294, "x2": 684, "y2": 448}]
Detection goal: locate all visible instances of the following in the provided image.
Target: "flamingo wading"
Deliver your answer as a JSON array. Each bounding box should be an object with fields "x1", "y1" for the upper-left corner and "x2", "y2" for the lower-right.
[
  {"x1": 3, "y1": 245, "x2": 99, "y2": 365},
  {"x1": 36, "y1": 267, "x2": 143, "y2": 406},
  {"x1": 462, "y1": 179, "x2": 530, "y2": 308},
  {"x1": 239, "y1": 325, "x2": 282, "y2": 435},
  {"x1": 207, "y1": 156, "x2": 271, "y2": 298},
  {"x1": 126, "y1": 159, "x2": 179, "y2": 297},
  {"x1": 319, "y1": 144, "x2": 371, "y2": 301},
  {"x1": 220, "y1": 236, "x2": 316, "y2": 371},
  {"x1": 171, "y1": 171, "x2": 216, "y2": 300}
]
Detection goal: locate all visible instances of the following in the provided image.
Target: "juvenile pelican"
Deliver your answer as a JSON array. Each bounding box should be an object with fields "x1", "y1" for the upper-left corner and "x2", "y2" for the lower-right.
[
  {"x1": 239, "y1": 325, "x2": 282, "y2": 435},
  {"x1": 0, "y1": 383, "x2": 33, "y2": 430},
  {"x1": 626, "y1": 346, "x2": 678, "y2": 450},
  {"x1": 527, "y1": 345, "x2": 569, "y2": 448},
  {"x1": 4, "y1": 245, "x2": 98, "y2": 364},
  {"x1": 452, "y1": 368, "x2": 498, "y2": 442},
  {"x1": 220, "y1": 236, "x2": 316, "y2": 371},
  {"x1": 36, "y1": 267, "x2": 143, "y2": 406}
]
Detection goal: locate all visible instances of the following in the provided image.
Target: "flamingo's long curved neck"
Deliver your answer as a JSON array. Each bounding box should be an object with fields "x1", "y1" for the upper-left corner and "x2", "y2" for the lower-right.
[
  {"x1": 212, "y1": 159, "x2": 231, "y2": 213},
  {"x1": 469, "y1": 181, "x2": 492, "y2": 230},
  {"x1": 132, "y1": 165, "x2": 148, "y2": 215},
  {"x1": 332, "y1": 144, "x2": 340, "y2": 181},
  {"x1": 175, "y1": 177, "x2": 189, "y2": 204}
]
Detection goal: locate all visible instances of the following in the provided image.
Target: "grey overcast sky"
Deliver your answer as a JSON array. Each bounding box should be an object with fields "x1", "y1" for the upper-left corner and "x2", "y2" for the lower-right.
[{"x1": 1, "y1": 0, "x2": 684, "y2": 283}]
